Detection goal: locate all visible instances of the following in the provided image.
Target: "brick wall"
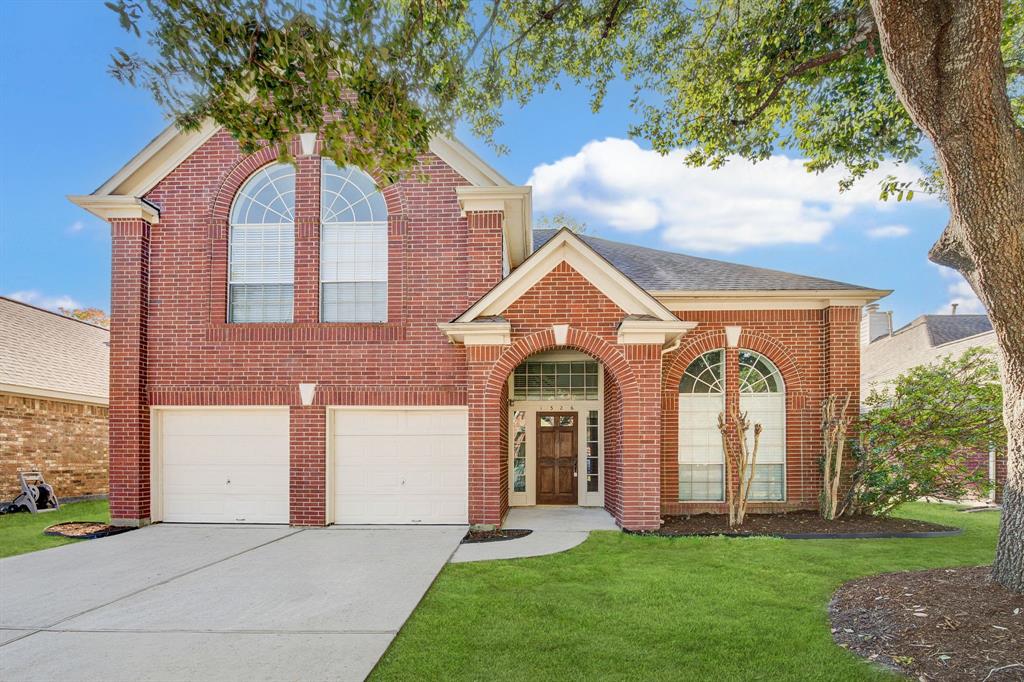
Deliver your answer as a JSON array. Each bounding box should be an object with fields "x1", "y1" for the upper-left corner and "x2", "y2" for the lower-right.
[
  {"x1": 659, "y1": 308, "x2": 858, "y2": 516},
  {"x1": 107, "y1": 130, "x2": 502, "y2": 523},
  {"x1": 0, "y1": 393, "x2": 107, "y2": 499}
]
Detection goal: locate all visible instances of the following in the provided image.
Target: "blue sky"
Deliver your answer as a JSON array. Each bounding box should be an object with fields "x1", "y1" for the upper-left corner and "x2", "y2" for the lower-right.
[{"x1": 0, "y1": 1, "x2": 975, "y2": 327}]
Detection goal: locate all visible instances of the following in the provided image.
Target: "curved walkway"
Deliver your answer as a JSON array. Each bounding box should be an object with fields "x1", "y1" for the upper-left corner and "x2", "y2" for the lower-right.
[{"x1": 451, "y1": 507, "x2": 618, "y2": 563}]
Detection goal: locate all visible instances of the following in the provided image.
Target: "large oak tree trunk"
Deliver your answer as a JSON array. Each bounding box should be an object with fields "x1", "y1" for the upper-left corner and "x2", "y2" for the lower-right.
[{"x1": 870, "y1": 0, "x2": 1024, "y2": 592}]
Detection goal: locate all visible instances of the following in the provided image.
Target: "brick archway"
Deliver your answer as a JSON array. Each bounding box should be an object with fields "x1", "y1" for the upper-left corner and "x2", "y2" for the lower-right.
[
  {"x1": 467, "y1": 326, "x2": 662, "y2": 531},
  {"x1": 661, "y1": 327, "x2": 810, "y2": 511}
]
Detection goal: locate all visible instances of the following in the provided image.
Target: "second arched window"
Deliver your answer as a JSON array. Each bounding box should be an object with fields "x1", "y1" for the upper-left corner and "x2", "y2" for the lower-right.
[{"x1": 320, "y1": 160, "x2": 388, "y2": 322}]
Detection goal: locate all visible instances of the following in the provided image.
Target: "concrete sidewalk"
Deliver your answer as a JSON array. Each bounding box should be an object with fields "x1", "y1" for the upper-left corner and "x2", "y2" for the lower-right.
[
  {"x1": 0, "y1": 523, "x2": 464, "y2": 681},
  {"x1": 451, "y1": 507, "x2": 618, "y2": 563}
]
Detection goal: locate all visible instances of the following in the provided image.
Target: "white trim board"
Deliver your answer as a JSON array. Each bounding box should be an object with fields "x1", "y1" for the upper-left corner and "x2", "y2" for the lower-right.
[{"x1": 455, "y1": 228, "x2": 680, "y2": 324}]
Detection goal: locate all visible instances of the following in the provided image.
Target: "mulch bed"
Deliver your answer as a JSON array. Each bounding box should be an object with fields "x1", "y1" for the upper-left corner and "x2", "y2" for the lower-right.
[
  {"x1": 831, "y1": 566, "x2": 1024, "y2": 681},
  {"x1": 462, "y1": 528, "x2": 532, "y2": 544},
  {"x1": 44, "y1": 522, "x2": 135, "y2": 540},
  {"x1": 642, "y1": 511, "x2": 959, "y2": 538}
]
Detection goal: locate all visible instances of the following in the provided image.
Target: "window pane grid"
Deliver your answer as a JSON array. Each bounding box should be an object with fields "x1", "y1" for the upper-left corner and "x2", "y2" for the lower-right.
[
  {"x1": 228, "y1": 163, "x2": 295, "y2": 323},
  {"x1": 679, "y1": 464, "x2": 724, "y2": 501},
  {"x1": 320, "y1": 160, "x2": 388, "y2": 323},
  {"x1": 512, "y1": 410, "x2": 527, "y2": 493},
  {"x1": 586, "y1": 410, "x2": 599, "y2": 492},
  {"x1": 511, "y1": 361, "x2": 599, "y2": 400}
]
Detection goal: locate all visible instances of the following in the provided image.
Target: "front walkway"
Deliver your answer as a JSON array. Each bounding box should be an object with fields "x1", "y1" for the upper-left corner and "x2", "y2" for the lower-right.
[
  {"x1": 451, "y1": 507, "x2": 619, "y2": 563},
  {"x1": 0, "y1": 523, "x2": 464, "y2": 681}
]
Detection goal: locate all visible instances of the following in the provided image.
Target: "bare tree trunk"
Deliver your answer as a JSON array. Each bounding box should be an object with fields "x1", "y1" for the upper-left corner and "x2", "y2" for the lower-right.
[{"x1": 870, "y1": 0, "x2": 1024, "y2": 591}]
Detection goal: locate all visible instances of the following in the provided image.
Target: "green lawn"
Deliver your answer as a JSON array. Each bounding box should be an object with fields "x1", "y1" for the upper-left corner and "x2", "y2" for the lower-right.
[
  {"x1": 372, "y1": 503, "x2": 1001, "y2": 681},
  {"x1": 0, "y1": 499, "x2": 110, "y2": 559}
]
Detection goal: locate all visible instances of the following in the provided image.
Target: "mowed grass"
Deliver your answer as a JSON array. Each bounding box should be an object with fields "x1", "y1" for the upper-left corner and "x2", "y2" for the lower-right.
[
  {"x1": 372, "y1": 503, "x2": 1001, "y2": 681},
  {"x1": 0, "y1": 499, "x2": 110, "y2": 559}
]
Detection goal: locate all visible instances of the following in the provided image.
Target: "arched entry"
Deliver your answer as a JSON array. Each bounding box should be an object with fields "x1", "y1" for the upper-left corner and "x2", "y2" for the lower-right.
[
  {"x1": 507, "y1": 349, "x2": 607, "y2": 507},
  {"x1": 475, "y1": 325, "x2": 642, "y2": 526}
]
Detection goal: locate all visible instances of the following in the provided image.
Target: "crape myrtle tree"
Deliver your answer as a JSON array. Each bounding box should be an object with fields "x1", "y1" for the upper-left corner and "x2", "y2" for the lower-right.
[{"x1": 106, "y1": 0, "x2": 1024, "y2": 590}]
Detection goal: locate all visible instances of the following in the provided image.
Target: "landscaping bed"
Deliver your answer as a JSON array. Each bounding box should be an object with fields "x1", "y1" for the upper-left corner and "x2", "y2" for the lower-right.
[
  {"x1": 462, "y1": 528, "x2": 532, "y2": 544},
  {"x1": 831, "y1": 565, "x2": 1024, "y2": 681},
  {"x1": 44, "y1": 521, "x2": 133, "y2": 540},
  {"x1": 647, "y1": 510, "x2": 959, "y2": 538}
]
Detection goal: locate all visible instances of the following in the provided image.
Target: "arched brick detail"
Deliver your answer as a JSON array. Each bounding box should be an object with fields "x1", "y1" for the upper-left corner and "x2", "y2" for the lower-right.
[
  {"x1": 469, "y1": 326, "x2": 662, "y2": 531},
  {"x1": 206, "y1": 140, "x2": 409, "y2": 327},
  {"x1": 484, "y1": 327, "x2": 639, "y2": 403},
  {"x1": 661, "y1": 326, "x2": 811, "y2": 510},
  {"x1": 663, "y1": 329, "x2": 728, "y2": 391},
  {"x1": 736, "y1": 328, "x2": 807, "y2": 402}
]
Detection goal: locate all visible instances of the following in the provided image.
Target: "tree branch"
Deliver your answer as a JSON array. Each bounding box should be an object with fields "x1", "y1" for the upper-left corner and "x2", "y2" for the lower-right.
[{"x1": 734, "y1": 8, "x2": 877, "y2": 126}]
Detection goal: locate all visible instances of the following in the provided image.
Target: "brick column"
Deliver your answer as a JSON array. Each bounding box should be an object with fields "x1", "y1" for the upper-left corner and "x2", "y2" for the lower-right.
[
  {"x1": 465, "y1": 210, "x2": 504, "y2": 304},
  {"x1": 293, "y1": 154, "x2": 321, "y2": 323},
  {"x1": 618, "y1": 344, "x2": 664, "y2": 530},
  {"x1": 467, "y1": 344, "x2": 503, "y2": 528},
  {"x1": 289, "y1": 404, "x2": 327, "y2": 525},
  {"x1": 109, "y1": 217, "x2": 153, "y2": 526},
  {"x1": 824, "y1": 306, "x2": 862, "y2": 489}
]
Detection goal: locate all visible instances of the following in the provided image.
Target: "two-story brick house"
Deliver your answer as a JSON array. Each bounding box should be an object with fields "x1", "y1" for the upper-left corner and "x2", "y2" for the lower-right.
[{"x1": 70, "y1": 124, "x2": 887, "y2": 530}]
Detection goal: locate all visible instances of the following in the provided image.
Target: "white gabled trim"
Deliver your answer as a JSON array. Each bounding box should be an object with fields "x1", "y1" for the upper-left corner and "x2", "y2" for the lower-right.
[
  {"x1": 652, "y1": 289, "x2": 892, "y2": 311},
  {"x1": 94, "y1": 119, "x2": 221, "y2": 198},
  {"x1": 67, "y1": 195, "x2": 160, "y2": 224},
  {"x1": 429, "y1": 136, "x2": 511, "y2": 187},
  {"x1": 617, "y1": 319, "x2": 697, "y2": 345},
  {"x1": 456, "y1": 186, "x2": 532, "y2": 267},
  {"x1": 437, "y1": 321, "x2": 512, "y2": 345},
  {"x1": 456, "y1": 228, "x2": 679, "y2": 324}
]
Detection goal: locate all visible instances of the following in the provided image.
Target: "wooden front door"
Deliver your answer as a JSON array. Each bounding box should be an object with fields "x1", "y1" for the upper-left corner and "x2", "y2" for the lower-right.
[{"x1": 536, "y1": 412, "x2": 578, "y2": 504}]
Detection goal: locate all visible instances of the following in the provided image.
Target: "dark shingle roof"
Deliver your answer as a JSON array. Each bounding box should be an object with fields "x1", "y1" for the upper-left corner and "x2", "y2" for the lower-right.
[
  {"x1": 533, "y1": 229, "x2": 874, "y2": 292},
  {"x1": 923, "y1": 315, "x2": 993, "y2": 346}
]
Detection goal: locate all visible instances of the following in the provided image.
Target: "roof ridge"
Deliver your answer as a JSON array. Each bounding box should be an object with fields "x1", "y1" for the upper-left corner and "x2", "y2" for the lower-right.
[{"x1": 0, "y1": 296, "x2": 110, "y2": 333}]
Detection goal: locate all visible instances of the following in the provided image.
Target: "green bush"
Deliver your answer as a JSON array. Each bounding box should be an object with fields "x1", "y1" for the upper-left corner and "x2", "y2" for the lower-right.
[{"x1": 850, "y1": 347, "x2": 1004, "y2": 516}]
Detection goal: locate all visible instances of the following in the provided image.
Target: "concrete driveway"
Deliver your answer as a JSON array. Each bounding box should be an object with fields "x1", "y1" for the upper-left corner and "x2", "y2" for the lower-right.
[{"x1": 0, "y1": 523, "x2": 464, "y2": 681}]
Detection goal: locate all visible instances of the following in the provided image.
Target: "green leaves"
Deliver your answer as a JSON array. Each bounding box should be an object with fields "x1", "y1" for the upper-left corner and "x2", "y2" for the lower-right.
[
  {"x1": 106, "y1": 0, "x2": 1021, "y2": 190},
  {"x1": 854, "y1": 348, "x2": 1005, "y2": 516}
]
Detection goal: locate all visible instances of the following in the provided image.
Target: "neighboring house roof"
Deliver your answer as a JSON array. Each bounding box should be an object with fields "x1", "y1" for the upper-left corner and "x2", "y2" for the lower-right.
[
  {"x1": 0, "y1": 297, "x2": 109, "y2": 404},
  {"x1": 920, "y1": 314, "x2": 993, "y2": 346},
  {"x1": 533, "y1": 229, "x2": 875, "y2": 292}
]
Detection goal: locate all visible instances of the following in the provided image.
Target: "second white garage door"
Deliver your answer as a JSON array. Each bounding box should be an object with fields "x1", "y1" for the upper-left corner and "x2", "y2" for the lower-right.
[
  {"x1": 333, "y1": 408, "x2": 468, "y2": 524},
  {"x1": 157, "y1": 408, "x2": 290, "y2": 524}
]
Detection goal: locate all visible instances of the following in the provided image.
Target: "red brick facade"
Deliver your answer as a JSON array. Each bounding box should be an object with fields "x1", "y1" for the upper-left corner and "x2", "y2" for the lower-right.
[{"x1": 103, "y1": 131, "x2": 865, "y2": 530}]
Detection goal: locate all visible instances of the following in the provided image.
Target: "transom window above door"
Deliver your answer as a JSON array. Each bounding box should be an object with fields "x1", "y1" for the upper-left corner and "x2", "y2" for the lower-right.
[
  {"x1": 228, "y1": 163, "x2": 296, "y2": 323},
  {"x1": 512, "y1": 361, "x2": 599, "y2": 400},
  {"x1": 320, "y1": 160, "x2": 388, "y2": 323}
]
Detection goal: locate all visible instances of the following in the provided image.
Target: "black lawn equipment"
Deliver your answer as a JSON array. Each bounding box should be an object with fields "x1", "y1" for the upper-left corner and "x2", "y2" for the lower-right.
[{"x1": 0, "y1": 471, "x2": 60, "y2": 514}]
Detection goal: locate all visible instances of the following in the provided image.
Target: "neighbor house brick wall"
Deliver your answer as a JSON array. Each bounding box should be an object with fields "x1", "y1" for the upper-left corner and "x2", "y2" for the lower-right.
[{"x1": 0, "y1": 393, "x2": 108, "y2": 499}]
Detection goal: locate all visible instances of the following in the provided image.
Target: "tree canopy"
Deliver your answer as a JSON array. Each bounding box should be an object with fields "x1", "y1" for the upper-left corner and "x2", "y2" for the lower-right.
[{"x1": 107, "y1": 0, "x2": 1022, "y2": 187}]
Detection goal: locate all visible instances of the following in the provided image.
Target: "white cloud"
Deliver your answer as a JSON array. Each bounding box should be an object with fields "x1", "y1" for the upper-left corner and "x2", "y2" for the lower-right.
[
  {"x1": 527, "y1": 138, "x2": 930, "y2": 252},
  {"x1": 6, "y1": 290, "x2": 81, "y2": 311},
  {"x1": 933, "y1": 266, "x2": 986, "y2": 315},
  {"x1": 65, "y1": 220, "x2": 86, "y2": 235},
  {"x1": 867, "y1": 224, "x2": 910, "y2": 239}
]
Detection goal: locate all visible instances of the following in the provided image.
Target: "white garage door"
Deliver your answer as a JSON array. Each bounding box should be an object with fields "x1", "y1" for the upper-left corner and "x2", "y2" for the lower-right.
[
  {"x1": 333, "y1": 408, "x2": 468, "y2": 524},
  {"x1": 157, "y1": 409, "x2": 290, "y2": 524}
]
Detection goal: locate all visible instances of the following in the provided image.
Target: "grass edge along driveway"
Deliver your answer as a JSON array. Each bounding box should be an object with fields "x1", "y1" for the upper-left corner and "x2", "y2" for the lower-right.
[
  {"x1": 372, "y1": 503, "x2": 1000, "y2": 681},
  {"x1": 0, "y1": 499, "x2": 110, "y2": 559}
]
